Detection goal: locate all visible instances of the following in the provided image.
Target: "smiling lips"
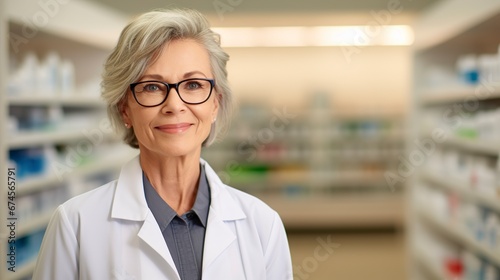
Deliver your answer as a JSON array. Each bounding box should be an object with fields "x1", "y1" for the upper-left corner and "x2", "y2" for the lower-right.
[{"x1": 156, "y1": 123, "x2": 192, "y2": 134}]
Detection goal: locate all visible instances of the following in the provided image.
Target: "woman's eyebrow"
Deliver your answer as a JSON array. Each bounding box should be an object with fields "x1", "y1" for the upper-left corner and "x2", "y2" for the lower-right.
[
  {"x1": 140, "y1": 74, "x2": 164, "y2": 81},
  {"x1": 139, "y1": 71, "x2": 207, "y2": 81},
  {"x1": 183, "y1": 71, "x2": 207, "y2": 78}
]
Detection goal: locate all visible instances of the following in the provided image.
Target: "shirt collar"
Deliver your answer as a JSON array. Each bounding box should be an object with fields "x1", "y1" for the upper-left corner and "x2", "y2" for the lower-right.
[
  {"x1": 142, "y1": 164, "x2": 211, "y2": 230},
  {"x1": 191, "y1": 164, "x2": 210, "y2": 227}
]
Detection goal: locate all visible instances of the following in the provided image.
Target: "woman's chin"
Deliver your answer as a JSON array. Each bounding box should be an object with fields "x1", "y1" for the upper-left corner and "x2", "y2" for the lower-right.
[{"x1": 152, "y1": 142, "x2": 201, "y2": 158}]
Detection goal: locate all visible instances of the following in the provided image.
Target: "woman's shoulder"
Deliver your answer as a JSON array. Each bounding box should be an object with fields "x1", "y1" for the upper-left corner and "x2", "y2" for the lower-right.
[
  {"x1": 218, "y1": 184, "x2": 280, "y2": 223},
  {"x1": 223, "y1": 185, "x2": 271, "y2": 208},
  {"x1": 203, "y1": 161, "x2": 274, "y2": 214},
  {"x1": 216, "y1": 184, "x2": 287, "y2": 251}
]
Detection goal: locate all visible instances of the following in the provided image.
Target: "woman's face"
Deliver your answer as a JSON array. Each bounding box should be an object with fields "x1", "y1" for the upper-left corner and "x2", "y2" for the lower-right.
[{"x1": 121, "y1": 39, "x2": 219, "y2": 158}]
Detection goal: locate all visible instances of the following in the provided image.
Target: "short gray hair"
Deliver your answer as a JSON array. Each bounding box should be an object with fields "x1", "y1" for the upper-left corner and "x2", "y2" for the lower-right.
[{"x1": 101, "y1": 8, "x2": 232, "y2": 148}]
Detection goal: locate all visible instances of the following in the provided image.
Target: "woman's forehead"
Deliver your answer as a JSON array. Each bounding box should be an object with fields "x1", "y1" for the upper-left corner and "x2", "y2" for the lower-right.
[{"x1": 143, "y1": 39, "x2": 212, "y2": 80}]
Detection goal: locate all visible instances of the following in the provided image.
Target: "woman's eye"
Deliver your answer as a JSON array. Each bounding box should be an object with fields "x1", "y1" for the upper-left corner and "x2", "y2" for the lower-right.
[
  {"x1": 186, "y1": 82, "x2": 201, "y2": 89},
  {"x1": 143, "y1": 84, "x2": 160, "y2": 91}
]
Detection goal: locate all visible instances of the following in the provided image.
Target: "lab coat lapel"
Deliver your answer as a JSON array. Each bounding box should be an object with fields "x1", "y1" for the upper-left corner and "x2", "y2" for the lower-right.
[
  {"x1": 201, "y1": 160, "x2": 247, "y2": 270},
  {"x1": 111, "y1": 156, "x2": 180, "y2": 279},
  {"x1": 137, "y1": 213, "x2": 180, "y2": 279},
  {"x1": 202, "y1": 208, "x2": 237, "y2": 269}
]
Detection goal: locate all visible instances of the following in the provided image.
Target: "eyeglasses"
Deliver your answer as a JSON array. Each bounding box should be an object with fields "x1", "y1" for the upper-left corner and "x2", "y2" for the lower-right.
[{"x1": 129, "y1": 78, "x2": 215, "y2": 107}]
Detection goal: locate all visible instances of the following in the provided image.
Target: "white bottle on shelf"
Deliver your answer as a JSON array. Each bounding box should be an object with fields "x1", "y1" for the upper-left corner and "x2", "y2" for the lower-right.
[
  {"x1": 9, "y1": 52, "x2": 38, "y2": 96},
  {"x1": 7, "y1": 116, "x2": 18, "y2": 133},
  {"x1": 484, "y1": 212, "x2": 500, "y2": 251},
  {"x1": 473, "y1": 157, "x2": 496, "y2": 196},
  {"x1": 59, "y1": 59, "x2": 75, "y2": 96},
  {"x1": 47, "y1": 105, "x2": 63, "y2": 129},
  {"x1": 456, "y1": 54, "x2": 479, "y2": 85},
  {"x1": 37, "y1": 52, "x2": 60, "y2": 96}
]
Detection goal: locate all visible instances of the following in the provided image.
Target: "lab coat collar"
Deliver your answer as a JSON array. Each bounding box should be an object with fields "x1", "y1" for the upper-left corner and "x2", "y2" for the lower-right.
[
  {"x1": 200, "y1": 158, "x2": 246, "y2": 221},
  {"x1": 111, "y1": 156, "x2": 149, "y2": 221},
  {"x1": 110, "y1": 155, "x2": 248, "y2": 275},
  {"x1": 111, "y1": 156, "x2": 246, "y2": 222}
]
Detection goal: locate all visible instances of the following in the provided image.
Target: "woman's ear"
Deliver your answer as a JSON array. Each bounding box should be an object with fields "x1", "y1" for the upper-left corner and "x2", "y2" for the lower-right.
[
  {"x1": 119, "y1": 98, "x2": 132, "y2": 127},
  {"x1": 212, "y1": 93, "x2": 221, "y2": 122}
]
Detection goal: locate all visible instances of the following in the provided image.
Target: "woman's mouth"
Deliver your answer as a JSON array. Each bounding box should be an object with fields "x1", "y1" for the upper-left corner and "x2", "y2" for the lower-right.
[{"x1": 155, "y1": 123, "x2": 192, "y2": 134}]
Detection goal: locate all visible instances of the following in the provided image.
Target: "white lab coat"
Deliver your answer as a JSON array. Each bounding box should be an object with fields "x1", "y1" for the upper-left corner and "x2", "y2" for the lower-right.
[{"x1": 32, "y1": 156, "x2": 293, "y2": 280}]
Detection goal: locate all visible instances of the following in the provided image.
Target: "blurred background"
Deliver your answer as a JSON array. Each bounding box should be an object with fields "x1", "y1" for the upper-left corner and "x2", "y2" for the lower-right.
[{"x1": 1, "y1": 0, "x2": 500, "y2": 279}]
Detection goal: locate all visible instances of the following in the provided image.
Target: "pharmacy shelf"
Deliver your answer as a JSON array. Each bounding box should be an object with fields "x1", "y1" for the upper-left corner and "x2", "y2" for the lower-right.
[
  {"x1": 17, "y1": 210, "x2": 53, "y2": 237},
  {"x1": 206, "y1": 149, "x2": 402, "y2": 164},
  {"x1": 17, "y1": 148, "x2": 138, "y2": 196},
  {"x1": 221, "y1": 133, "x2": 405, "y2": 147},
  {"x1": 8, "y1": 129, "x2": 120, "y2": 149},
  {"x1": 411, "y1": 1, "x2": 500, "y2": 279},
  {"x1": 409, "y1": 0, "x2": 500, "y2": 279},
  {"x1": 16, "y1": 174, "x2": 63, "y2": 196},
  {"x1": 419, "y1": 209, "x2": 500, "y2": 267},
  {"x1": 8, "y1": 95, "x2": 104, "y2": 107},
  {"x1": 9, "y1": 130, "x2": 89, "y2": 148},
  {"x1": 421, "y1": 170, "x2": 500, "y2": 213},
  {"x1": 310, "y1": 171, "x2": 397, "y2": 188},
  {"x1": 327, "y1": 151, "x2": 403, "y2": 162},
  {"x1": 229, "y1": 170, "x2": 397, "y2": 192},
  {"x1": 429, "y1": 133, "x2": 500, "y2": 156},
  {"x1": 420, "y1": 86, "x2": 500, "y2": 106},
  {"x1": 259, "y1": 193, "x2": 404, "y2": 229},
  {"x1": 328, "y1": 135, "x2": 406, "y2": 143},
  {"x1": 7, "y1": 258, "x2": 37, "y2": 280}
]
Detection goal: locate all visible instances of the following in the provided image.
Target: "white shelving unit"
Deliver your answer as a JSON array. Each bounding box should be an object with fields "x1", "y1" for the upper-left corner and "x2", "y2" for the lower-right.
[
  {"x1": 0, "y1": 2, "x2": 131, "y2": 279},
  {"x1": 410, "y1": 0, "x2": 500, "y2": 279},
  {"x1": 8, "y1": 95, "x2": 106, "y2": 107}
]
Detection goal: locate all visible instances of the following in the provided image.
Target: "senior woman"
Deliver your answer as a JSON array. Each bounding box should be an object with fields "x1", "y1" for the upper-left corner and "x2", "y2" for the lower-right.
[{"x1": 33, "y1": 8, "x2": 292, "y2": 280}]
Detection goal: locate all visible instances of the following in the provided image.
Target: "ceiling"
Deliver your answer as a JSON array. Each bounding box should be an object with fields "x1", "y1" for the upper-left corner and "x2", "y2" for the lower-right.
[{"x1": 89, "y1": 0, "x2": 442, "y2": 17}]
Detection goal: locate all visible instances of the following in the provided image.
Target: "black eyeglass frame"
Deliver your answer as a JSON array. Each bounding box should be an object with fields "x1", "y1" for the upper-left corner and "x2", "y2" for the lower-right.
[{"x1": 129, "y1": 78, "x2": 216, "y2": 107}]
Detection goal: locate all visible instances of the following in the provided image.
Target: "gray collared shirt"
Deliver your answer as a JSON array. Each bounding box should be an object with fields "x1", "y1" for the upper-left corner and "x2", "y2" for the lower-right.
[{"x1": 143, "y1": 165, "x2": 210, "y2": 280}]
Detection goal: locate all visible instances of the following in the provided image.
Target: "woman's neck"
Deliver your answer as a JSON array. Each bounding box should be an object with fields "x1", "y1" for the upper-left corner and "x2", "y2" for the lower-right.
[{"x1": 139, "y1": 151, "x2": 201, "y2": 215}]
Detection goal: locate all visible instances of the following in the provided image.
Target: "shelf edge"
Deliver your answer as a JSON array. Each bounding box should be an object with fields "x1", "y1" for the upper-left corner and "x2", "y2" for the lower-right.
[
  {"x1": 421, "y1": 131, "x2": 500, "y2": 156},
  {"x1": 419, "y1": 209, "x2": 500, "y2": 267},
  {"x1": 420, "y1": 87, "x2": 500, "y2": 106},
  {"x1": 420, "y1": 170, "x2": 500, "y2": 213}
]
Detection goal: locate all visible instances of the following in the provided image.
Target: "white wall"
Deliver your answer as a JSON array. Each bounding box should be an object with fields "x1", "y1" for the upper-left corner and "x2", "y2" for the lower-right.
[{"x1": 225, "y1": 45, "x2": 411, "y2": 115}]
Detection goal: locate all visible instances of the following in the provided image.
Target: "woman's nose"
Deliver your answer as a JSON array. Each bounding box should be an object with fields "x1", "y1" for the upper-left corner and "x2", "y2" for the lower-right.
[{"x1": 161, "y1": 87, "x2": 186, "y2": 113}]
